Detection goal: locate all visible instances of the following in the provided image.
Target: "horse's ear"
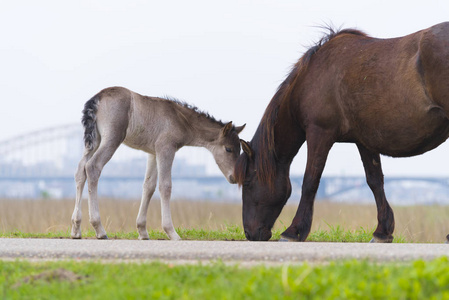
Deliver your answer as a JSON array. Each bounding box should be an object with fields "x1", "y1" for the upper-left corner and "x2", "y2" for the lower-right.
[
  {"x1": 221, "y1": 121, "x2": 233, "y2": 137},
  {"x1": 240, "y1": 139, "x2": 253, "y2": 160},
  {"x1": 234, "y1": 123, "x2": 246, "y2": 134}
]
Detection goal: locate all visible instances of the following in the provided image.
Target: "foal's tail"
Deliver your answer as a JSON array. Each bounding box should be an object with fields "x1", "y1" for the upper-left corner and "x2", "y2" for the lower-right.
[{"x1": 82, "y1": 95, "x2": 100, "y2": 151}]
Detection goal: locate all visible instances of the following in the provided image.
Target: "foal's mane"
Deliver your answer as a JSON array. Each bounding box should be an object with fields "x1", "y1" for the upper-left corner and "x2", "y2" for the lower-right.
[
  {"x1": 164, "y1": 96, "x2": 226, "y2": 128},
  {"x1": 235, "y1": 27, "x2": 367, "y2": 187}
]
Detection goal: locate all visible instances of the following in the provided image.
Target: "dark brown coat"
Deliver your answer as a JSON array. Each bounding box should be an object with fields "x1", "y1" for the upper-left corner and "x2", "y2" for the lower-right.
[{"x1": 235, "y1": 23, "x2": 449, "y2": 243}]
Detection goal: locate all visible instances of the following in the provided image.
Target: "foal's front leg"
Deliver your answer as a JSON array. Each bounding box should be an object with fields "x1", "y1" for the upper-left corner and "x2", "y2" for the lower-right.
[
  {"x1": 156, "y1": 148, "x2": 181, "y2": 240},
  {"x1": 136, "y1": 154, "x2": 158, "y2": 240}
]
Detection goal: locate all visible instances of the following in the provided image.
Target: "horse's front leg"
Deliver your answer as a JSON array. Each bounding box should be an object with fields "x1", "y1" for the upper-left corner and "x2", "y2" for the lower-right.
[
  {"x1": 357, "y1": 144, "x2": 394, "y2": 243},
  {"x1": 156, "y1": 148, "x2": 181, "y2": 241},
  {"x1": 136, "y1": 154, "x2": 158, "y2": 240},
  {"x1": 281, "y1": 126, "x2": 334, "y2": 242}
]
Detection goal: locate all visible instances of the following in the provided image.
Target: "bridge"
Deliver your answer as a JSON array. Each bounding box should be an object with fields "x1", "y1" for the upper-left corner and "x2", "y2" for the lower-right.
[
  {"x1": 0, "y1": 124, "x2": 233, "y2": 199},
  {"x1": 1, "y1": 124, "x2": 449, "y2": 204}
]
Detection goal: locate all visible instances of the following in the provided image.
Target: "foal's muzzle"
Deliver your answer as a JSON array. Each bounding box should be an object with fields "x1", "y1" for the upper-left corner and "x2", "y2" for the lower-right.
[{"x1": 228, "y1": 174, "x2": 236, "y2": 184}]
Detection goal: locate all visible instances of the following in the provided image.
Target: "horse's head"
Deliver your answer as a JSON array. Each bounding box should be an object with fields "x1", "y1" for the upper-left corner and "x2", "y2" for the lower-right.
[
  {"x1": 210, "y1": 122, "x2": 245, "y2": 184},
  {"x1": 235, "y1": 140, "x2": 292, "y2": 241}
]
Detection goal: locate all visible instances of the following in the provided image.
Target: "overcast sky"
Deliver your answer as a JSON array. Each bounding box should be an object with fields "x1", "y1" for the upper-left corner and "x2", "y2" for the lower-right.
[{"x1": 1, "y1": 0, "x2": 449, "y2": 176}]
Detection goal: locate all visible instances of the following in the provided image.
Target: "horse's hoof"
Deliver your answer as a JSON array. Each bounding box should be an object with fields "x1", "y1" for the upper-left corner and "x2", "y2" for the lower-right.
[
  {"x1": 370, "y1": 236, "x2": 393, "y2": 243},
  {"x1": 279, "y1": 234, "x2": 300, "y2": 242},
  {"x1": 71, "y1": 235, "x2": 81, "y2": 239},
  {"x1": 97, "y1": 235, "x2": 108, "y2": 240}
]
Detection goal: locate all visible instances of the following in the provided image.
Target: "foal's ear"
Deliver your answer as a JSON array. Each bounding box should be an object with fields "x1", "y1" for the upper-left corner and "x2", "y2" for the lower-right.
[
  {"x1": 234, "y1": 123, "x2": 246, "y2": 134},
  {"x1": 221, "y1": 121, "x2": 233, "y2": 137},
  {"x1": 240, "y1": 139, "x2": 254, "y2": 160}
]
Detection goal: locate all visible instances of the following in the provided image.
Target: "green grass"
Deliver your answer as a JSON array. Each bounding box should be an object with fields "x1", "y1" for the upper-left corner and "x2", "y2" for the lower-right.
[
  {"x1": 0, "y1": 224, "x2": 407, "y2": 242},
  {"x1": 1, "y1": 257, "x2": 449, "y2": 299}
]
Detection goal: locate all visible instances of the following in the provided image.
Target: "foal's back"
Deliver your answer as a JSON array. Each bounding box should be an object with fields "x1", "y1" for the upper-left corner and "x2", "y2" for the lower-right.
[{"x1": 94, "y1": 86, "x2": 199, "y2": 154}]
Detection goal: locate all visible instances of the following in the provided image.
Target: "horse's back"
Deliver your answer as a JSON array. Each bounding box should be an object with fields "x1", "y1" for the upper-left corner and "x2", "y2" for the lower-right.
[
  {"x1": 297, "y1": 23, "x2": 449, "y2": 157},
  {"x1": 354, "y1": 22, "x2": 449, "y2": 156}
]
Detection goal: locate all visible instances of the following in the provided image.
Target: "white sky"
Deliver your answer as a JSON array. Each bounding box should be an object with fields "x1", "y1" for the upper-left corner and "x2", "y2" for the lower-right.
[{"x1": 1, "y1": 0, "x2": 449, "y2": 176}]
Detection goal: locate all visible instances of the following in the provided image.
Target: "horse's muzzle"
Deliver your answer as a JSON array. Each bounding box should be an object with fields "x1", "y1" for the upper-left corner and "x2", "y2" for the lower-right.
[{"x1": 244, "y1": 227, "x2": 272, "y2": 241}]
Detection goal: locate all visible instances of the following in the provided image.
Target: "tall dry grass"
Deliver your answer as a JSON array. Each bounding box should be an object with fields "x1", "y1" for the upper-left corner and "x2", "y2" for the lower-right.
[{"x1": 1, "y1": 198, "x2": 448, "y2": 242}]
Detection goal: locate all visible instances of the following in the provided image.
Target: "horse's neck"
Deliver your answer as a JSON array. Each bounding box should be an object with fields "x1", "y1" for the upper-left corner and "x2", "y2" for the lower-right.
[{"x1": 273, "y1": 101, "x2": 303, "y2": 164}]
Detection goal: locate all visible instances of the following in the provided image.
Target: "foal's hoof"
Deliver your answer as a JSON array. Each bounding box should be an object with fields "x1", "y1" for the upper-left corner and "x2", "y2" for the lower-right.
[
  {"x1": 70, "y1": 227, "x2": 82, "y2": 239},
  {"x1": 279, "y1": 234, "x2": 300, "y2": 242},
  {"x1": 369, "y1": 236, "x2": 393, "y2": 243},
  {"x1": 138, "y1": 231, "x2": 150, "y2": 240},
  {"x1": 70, "y1": 230, "x2": 82, "y2": 239},
  {"x1": 97, "y1": 235, "x2": 109, "y2": 240}
]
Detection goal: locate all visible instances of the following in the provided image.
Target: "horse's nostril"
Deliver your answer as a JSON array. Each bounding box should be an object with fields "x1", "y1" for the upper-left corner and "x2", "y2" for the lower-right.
[{"x1": 229, "y1": 175, "x2": 236, "y2": 184}]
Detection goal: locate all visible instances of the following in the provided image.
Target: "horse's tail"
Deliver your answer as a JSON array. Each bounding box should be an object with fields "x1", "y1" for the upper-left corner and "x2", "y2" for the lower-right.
[{"x1": 82, "y1": 94, "x2": 100, "y2": 151}]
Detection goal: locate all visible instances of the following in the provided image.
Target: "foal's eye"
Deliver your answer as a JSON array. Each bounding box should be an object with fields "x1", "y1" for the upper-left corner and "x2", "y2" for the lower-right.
[{"x1": 225, "y1": 147, "x2": 232, "y2": 153}]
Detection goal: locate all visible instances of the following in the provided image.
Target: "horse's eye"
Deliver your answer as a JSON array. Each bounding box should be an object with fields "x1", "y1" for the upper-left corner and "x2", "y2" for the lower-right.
[{"x1": 225, "y1": 147, "x2": 232, "y2": 153}]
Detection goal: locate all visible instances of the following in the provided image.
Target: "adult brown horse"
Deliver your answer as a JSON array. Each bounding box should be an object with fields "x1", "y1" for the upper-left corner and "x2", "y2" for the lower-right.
[{"x1": 234, "y1": 22, "x2": 449, "y2": 243}]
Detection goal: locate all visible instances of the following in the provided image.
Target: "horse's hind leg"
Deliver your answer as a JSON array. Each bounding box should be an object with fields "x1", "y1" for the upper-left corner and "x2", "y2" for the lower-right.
[
  {"x1": 357, "y1": 144, "x2": 394, "y2": 243},
  {"x1": 156, "y1": 147, "x2": 181, "y2": 240},
  {"x1": 71, "y1": 148, "x2": 96, "y2": 239},
  {"x1": 85, "y1": 137, "x2": 123, "y2": 239},
  {"x1": 281, "y1": 126, "x2": 334, "y2": 242},
  {"x1": 136, "y1": 154, "x2": 158, "y2": 240}
]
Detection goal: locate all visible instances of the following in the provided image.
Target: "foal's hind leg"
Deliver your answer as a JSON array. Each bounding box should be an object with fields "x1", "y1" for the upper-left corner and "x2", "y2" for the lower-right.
[
  {"x1": 71, "y1": 148, "x2": 95, "y2": 239},
  {"x1": 156, "y1": 147, "x2": 181, "y2": 240},
  {"x1": 280, "y1": 126, "x2": 334, "y2": 242},
  {"x1": 136, "y1": 154, "x2": 158, "y2": 240},
  {"x1": 357, "y1": 144, "x2": 394, "y2": 243},
  {"x1": 85, "y1": 138, "x2": 123, "y2": 239}
]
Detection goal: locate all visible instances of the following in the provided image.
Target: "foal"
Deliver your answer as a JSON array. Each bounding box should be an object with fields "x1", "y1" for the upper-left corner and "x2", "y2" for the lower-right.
[{"x1": 71, "y1": 87, "x2": 245, "y2": 240}]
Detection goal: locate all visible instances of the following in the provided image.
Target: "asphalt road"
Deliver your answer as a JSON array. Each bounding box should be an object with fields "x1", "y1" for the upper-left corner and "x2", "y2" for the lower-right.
[{"x1": 1, "y1": 238, "x2": 448, "y2": 264}]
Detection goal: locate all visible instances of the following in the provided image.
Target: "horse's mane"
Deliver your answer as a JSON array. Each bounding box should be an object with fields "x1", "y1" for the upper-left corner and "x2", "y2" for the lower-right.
[{"x1": 235, "y1": 27, "x2": 367, "y2": 188}]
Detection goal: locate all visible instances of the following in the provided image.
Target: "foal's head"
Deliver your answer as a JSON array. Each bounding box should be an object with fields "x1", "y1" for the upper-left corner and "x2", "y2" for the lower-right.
[{"x1": 210, "y1": 122, "x2": 245, "y2": 184}]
